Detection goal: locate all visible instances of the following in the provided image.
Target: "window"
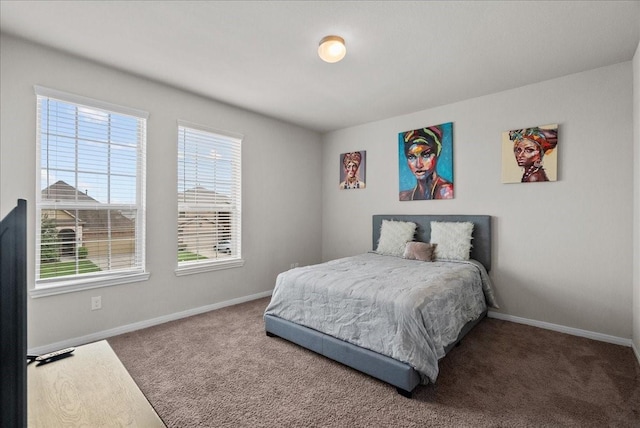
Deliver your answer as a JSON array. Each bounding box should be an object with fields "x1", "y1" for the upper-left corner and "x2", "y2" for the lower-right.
[
  {"x1": 34, "y1": 86, "x2": 148, "y2": 297},
  {"x1": 176, "y1": 121, "x2": 243, "y2": 274}
]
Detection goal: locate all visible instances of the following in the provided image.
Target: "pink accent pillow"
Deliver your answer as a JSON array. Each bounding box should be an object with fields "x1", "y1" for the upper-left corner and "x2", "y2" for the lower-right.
[{"x1": 403, "y1": 242, "x2": 437, "y2": 262}]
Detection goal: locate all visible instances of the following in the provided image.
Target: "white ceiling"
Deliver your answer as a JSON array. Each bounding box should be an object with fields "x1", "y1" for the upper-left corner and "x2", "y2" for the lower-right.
[{"x1": 1, "y1": 1, "x2": 639, "y2": 133}]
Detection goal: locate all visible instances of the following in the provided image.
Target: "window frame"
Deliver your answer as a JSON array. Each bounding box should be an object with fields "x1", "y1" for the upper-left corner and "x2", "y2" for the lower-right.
[
  {"x1": 32, "y1": 86, "x2": 149, "y2": 298},
  {"x1": 175, "y1": 120, "x2": 244, "y2": 276}
]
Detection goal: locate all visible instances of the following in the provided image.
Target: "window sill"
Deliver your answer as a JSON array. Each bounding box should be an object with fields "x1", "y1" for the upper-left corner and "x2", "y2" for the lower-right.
[
  {"x1": 174, "y1": 258, "x2": 245, "y2": 276},
  {"x1": 31, "y1": 271, "x2": 151, "y2": 298}
]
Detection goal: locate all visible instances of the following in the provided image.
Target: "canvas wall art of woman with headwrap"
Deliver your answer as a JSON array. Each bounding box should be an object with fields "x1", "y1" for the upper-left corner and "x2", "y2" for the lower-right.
[
  {"x1": 502, "y1": 124, "x2": 558, "y2": 183},
  {"x1": 398, "y1": 123, "x2": 454, "y2": 200},
  {"x1": 339, "y1": 151, "x2": 366, "y2": 189}
]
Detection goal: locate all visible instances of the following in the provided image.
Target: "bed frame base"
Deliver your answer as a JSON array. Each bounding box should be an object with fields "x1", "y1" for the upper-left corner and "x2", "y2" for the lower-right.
[
  {"x1": 396, "y1": 387, "x2": 413, "y2": 399},
  {"x1": 265, "y1": 314, "x2": 421, "y2": 397},
  {"x1": 265, "y1": 311, "x2": 486, "y2": 398}
]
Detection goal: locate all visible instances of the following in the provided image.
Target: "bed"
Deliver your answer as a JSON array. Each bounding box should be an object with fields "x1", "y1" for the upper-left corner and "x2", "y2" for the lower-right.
[{"x1": 264, "y1": 214, "x2": 496, "y2": 398}]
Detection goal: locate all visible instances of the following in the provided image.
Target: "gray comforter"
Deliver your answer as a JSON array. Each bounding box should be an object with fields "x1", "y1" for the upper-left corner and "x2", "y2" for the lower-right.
[{"x1": 264, "y1": 252, "x2": 497, "y2": 383}]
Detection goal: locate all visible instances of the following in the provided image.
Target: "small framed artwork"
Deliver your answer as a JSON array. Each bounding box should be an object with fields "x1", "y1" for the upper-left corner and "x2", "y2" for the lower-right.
[
  {"x1": 502, "y1": 124, "x2": 558, "y2": 183},
  {"x1": 398, "y1": 122, "x2": 454, "y2": 200},
  {"x1": 339, "y1": 151, "x2": 366, "y2": 189}
]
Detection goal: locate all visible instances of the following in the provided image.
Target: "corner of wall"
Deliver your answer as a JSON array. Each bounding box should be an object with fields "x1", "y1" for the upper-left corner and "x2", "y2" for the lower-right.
[{"x1": 633, "y1": 39, "x2": 640, "y2": 364}]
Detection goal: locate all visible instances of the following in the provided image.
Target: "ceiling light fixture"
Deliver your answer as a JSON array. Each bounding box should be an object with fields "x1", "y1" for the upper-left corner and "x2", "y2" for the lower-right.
[{"x1": 318, "y1": 35, "x2": 346, "y2": 63}]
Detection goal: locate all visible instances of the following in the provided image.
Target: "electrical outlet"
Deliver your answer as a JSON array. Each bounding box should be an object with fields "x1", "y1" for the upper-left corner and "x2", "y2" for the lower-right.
[{"x1": 91, "y1": 296, "x2": 102, "y2": 311}]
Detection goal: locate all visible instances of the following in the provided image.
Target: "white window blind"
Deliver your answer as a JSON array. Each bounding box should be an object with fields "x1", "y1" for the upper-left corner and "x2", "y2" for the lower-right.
[
  {"x1": 35, "y1": 86, "x2": 147, "y2": 292},
  {"x1": 177, "y1": 122, "x2": 242, "y2": 271}
]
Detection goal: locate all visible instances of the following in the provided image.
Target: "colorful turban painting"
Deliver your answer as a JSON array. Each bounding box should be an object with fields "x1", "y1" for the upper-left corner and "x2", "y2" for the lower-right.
[
  {"x1": 339, "y1": 151, "x2": 366, "y2": 190},
  {"x1": 502, "y1": 124, "x2": 558, "y2": 184},
  {"x1": 398, "y1": 122, "x2": 454, "y2": 200}
]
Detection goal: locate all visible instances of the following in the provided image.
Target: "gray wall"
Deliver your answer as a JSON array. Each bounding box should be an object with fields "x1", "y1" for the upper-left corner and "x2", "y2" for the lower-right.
[
  {"x1": 321, "y1": 62, "x2": 635, "y2": 340},
  {"x1": 0, "y1": 35, "x2": 323, "y2": 349}
]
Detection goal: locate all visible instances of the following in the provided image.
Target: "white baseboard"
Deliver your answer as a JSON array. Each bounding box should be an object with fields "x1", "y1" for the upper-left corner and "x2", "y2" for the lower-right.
[
  {"x1": 487, "y1": 311, "x2": 633, "y2": 348},
  {"x1": 28, "y1": 290, "x2": 273, "y2": 355},
  {"x1": 633, "y1": 342, "x2": 640, "y2": 366}
]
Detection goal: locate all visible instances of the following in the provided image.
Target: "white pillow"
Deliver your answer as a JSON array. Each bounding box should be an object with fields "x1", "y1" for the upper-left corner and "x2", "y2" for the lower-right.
[
  {"x1": 430, "y1": 221, "x2": 474, "y2": 260},
  {"x1": 376, "y1": 220, "x2": 417, "y2": 257}
]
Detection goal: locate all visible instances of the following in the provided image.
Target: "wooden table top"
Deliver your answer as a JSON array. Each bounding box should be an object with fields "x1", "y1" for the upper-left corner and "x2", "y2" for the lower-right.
[{"x1": 28, "y1": 340, "x2": 165, "y2": 427}]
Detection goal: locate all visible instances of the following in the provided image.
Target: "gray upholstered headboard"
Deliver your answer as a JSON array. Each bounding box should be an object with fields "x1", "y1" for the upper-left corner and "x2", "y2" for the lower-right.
[{"x1": 372, "y1": 214, "x2": 492, "y2": 272}]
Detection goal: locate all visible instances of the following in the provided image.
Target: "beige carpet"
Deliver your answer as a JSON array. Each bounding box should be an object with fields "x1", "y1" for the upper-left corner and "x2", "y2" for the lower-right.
[{"x1": 109, "y1": 297, "x2": 640, "y2": 427}]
